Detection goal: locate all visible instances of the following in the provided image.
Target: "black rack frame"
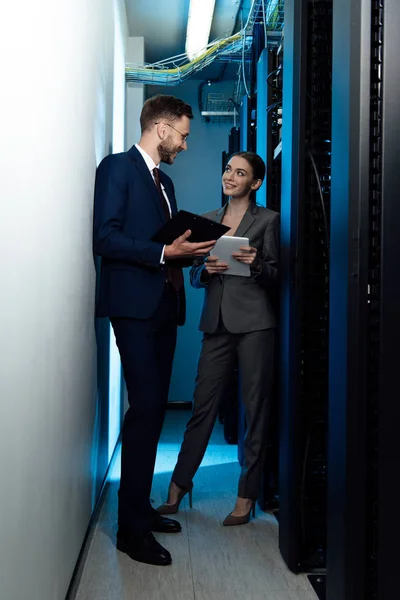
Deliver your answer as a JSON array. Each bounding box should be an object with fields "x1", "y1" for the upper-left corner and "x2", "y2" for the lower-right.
[
  {"x1": 279, "y1": 0, "x2": 332, "y2": 574},
  {"x1": 328, "y1": 0, "x2": 400, "y2": 598},
  {"x1": 278, "y1": 0, "x2": 309, "y2": 572}
]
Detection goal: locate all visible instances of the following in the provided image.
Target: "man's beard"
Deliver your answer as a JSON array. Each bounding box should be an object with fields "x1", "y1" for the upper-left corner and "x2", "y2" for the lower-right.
[{"x1": 158, "y1": 139, "x2": 181, "y2": 164}]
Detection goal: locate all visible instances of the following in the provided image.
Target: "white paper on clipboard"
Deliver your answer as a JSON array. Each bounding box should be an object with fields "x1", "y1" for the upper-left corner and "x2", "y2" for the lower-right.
[{"x1": 210, "y1": 235, "x2": 251, "y2": 277}]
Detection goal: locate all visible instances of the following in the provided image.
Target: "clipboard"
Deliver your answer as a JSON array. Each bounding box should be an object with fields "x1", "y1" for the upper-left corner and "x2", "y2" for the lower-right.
[
  {"x1": 151, "y1": 210, "x2": 230, "y2": 244},
  {"x1": 211, "y1": 235, "x2": 251, "y2": 277}
]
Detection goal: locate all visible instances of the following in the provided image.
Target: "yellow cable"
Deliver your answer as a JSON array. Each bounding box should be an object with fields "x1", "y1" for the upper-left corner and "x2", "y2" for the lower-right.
[{"x1": 125, "y1": 32, "x2": 242, "y2": 78}]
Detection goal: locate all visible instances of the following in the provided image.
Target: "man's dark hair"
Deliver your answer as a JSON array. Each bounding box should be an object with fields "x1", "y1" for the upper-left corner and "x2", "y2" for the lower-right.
[{"x1": 140, "y1": 95, "x2": 194, "y2": 133}]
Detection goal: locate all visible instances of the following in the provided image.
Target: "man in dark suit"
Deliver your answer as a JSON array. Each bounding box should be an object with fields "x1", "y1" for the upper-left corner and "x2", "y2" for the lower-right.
[{"x1": 93, "y1": 95, "x2": 214, "y2": 566}]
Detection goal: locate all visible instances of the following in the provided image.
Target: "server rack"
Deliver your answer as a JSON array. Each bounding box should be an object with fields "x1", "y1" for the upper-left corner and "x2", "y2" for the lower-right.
[
  {"x1": 235, "y1": 24, "x2": 281, "y2": 472},
  {"x1": 254, "y1": 42, "x2": 283, "y2": 511},
  {"x1": 300, "y1": 0, "x2": 332, "y2": 571},
  {"x1": 279, "y1": 0, "x2": 332, "y2": 574},
  {"x1": 328, "y1": 1, "x2": 400, "y2": 599},
  {"x1": 219, "y1": 132, "x2": 240, "y2": 444},
  {"x1": 257, "y1": 45, "x2": 283, "y2": 212},
  {"x1": 236, "y1": 30, "x2": 282, "y2": 486}
]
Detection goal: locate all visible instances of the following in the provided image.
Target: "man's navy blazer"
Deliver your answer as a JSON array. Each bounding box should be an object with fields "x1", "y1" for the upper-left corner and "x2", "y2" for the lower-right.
[{"x1": 93, "y1": 144, "x2": 185, "y2": 324}]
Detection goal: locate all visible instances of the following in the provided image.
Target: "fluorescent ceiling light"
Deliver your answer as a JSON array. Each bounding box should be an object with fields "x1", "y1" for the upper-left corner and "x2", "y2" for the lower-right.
[{"x1": 185, "y1": 0, "x2": 216, "y2": 61}]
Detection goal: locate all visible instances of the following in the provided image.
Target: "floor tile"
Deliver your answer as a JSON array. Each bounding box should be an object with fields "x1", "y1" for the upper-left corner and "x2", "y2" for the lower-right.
[
  {"x1": 195, "y1": 591, "x2": 318, "y2": 600},
  {"x1": 74, "y1": 410, "x2": 318, "y2": 600}
]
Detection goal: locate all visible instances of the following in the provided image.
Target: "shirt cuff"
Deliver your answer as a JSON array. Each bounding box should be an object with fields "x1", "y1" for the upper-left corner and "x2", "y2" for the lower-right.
[{"x1": 160, "y1": 245, "x2": 166, "y2": 264}]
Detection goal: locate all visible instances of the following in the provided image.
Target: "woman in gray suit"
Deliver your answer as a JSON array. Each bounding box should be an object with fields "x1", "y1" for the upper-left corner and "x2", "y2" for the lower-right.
[{"x1": 157, "y1": 152, "x2": 279, "y2": 525}]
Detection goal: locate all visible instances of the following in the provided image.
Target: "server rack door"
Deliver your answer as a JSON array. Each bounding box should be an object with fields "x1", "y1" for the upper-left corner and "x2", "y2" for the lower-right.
[
  {"x1": 279, "y1": 0, "x2": 333, "y2": 576},
  {"x1": 328, "y1": 0, "x2": 400, "y2": 598},
  {"x1": 328, "y1": 0, "x2": 371, "y2": 598},
  {"x1": 278, "y1": 0, "x2": 308, "y2": 573},
  {"x1": 377, "y1": 2, "x2": 400, "y2": 597}
]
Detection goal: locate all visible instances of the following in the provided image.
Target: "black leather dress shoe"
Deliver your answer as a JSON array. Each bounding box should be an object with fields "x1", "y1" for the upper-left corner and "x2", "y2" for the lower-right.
[
  {"x1": 116, "y1": 530, "x2": 172, "y2": 566},
  {"x1": 151, "y1": 512, "x2": 182, "y2": 533}
]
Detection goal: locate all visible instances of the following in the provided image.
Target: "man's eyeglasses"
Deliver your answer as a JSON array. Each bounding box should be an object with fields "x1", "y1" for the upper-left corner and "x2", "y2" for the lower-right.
[{"x1": 155, "y1": 122, "x2": 189, "y2": 143}]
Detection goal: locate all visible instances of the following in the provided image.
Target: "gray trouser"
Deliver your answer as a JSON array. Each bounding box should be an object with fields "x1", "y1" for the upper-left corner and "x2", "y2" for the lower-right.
[{"x1": 172, "y1": 328, "x2": 275, "y2": 500}]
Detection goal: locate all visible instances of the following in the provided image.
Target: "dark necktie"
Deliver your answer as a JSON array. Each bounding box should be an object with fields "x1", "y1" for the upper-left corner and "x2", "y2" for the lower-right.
[{"x1": 153, "y1": 168, "x2": 184, "y2": 292}]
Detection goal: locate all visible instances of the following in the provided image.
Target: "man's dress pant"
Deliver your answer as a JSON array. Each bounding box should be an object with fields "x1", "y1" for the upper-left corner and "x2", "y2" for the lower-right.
[{"x1": 111, "y1": 283, "x2": 178, "y2": 533}]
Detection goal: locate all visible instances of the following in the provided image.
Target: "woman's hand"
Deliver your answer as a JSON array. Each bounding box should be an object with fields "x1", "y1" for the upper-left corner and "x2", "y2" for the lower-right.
[
  {"x1": 232, "y1": 246, "x2": 258, "y2": 265},
  {"x1": 204, "y1": 255, "x2": 228, "y2": 275}
]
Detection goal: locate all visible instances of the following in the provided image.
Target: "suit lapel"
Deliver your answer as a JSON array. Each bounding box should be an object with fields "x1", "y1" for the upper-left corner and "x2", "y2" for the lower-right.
[
  {"x1": 235, "y1": 208, "x2": 256, "y2": 237},
  {"x1": 127, "y1": 146, "x2": 167, "y2": 223},
  {"x1": 217, "y1": 202, "x2": 257, "y2": 237}
]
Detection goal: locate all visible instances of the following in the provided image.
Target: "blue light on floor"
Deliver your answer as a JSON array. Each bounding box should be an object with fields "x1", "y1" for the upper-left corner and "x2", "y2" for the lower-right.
[{"x1": 107, "y1": 442, "x2": 239, "y2": 482}]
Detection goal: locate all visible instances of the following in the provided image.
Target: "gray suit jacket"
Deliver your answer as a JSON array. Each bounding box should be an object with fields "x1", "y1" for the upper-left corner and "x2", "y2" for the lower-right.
[{"x1": 190, "y1": 202, "x2": 280, "y2": 334}]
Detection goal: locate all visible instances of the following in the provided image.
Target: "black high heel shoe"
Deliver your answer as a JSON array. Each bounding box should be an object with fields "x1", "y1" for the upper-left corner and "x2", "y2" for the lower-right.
[
  {"x1": 156, "y1": 481, "x2": 193, "y2": 515},
  {"x1": 222, "y1": 502, "x2": 255, "y2": 526}
]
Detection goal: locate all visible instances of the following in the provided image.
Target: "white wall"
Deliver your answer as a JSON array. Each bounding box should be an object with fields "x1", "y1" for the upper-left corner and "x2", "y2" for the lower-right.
[
  {"x1": 0, "y1": 1, "x2": 128, "y2": 599},
  {"x1": 126, "y1": 37, "x2": 145, "y2": 149}
]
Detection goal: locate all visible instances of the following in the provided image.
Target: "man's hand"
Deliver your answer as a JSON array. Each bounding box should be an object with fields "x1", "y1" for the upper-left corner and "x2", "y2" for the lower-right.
[
  {"x1": 232, "y1": 246, "x2": 258, "y2": 265},
  {"x1": 164, "y1": 230, "x2": 216, "y2": 260},
  {"x1": 204, "y1": 255, "x2": 228, "y2": 275}
]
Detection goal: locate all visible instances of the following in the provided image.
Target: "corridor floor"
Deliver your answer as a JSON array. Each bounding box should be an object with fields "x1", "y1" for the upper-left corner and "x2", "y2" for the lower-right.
[{"x1": 74, "y1": 410, "x2": 318, "y2": 600}]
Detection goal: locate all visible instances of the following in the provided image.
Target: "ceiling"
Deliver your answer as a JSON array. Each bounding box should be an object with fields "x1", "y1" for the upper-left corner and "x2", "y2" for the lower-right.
[{"x1": 125, "y1": 0, "x2": 253, "y2": 79}]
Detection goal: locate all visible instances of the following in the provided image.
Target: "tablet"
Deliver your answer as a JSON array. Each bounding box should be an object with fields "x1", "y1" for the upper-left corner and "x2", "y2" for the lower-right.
[
  {"x1": 151, "y1": 210, "x2": 230, "y2": 244},
  {"x1": 210, "y1": 235, "x2": 251, "y2": 277}
]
